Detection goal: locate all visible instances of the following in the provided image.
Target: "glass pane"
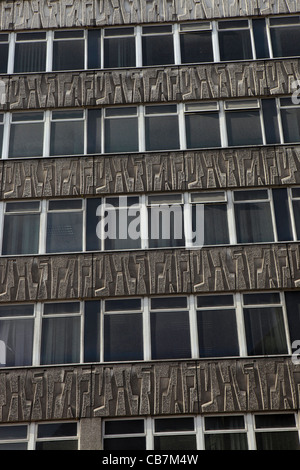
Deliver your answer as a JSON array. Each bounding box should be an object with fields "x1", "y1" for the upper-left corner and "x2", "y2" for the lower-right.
[
  {"x1": 205, "y1": 433, "x2": 248, "y2": 450},
  {"x1": 88, "y1": 29, "x2": 101, "y2": 69},
  {"x1": 0, "y1": 425, "x2": 27, "y2": 440},
  {"x1": 104, "y1": 117, "x2": 138, "y2": 153},
  {"x1": 5, "y1": 201, "x2": 40, "y2": 212},
  {"x1": 150, "y1": 311, "x2": 191, "y2": 359},
  {"x1": 154, "y1": 435, "x2": 197, "y2": 450},
  {"x1": 104, "y1": 437, "x2": 146, "y2": 450},
  {"x1": 219, "y1": 30, "x2": 252, "y2": 60},
  {"x1": 226, "y1": 110, "x2": 263, "y2": 146},
  {"x1": 234, "y1": 202, "x2": 274, "y2": 243},
  {"x1": 271, "y1": 26, "x2": 300, "y2": 57},
  {"x1": 281, "y1": 108, "x2": 300, "y2": 143},
  {"x1": 142, "y1": 35, "x2": 174, "y2": 66},
  {"x1": 104, "y1": 313, "x2": 143, "y2": 361},
  {"x1": 48, "y1": 199, "x2": 82, "y2": 211},
  {"x1": 151, "y1": 297, "x2": 187, "y2": 310},
  {"x1": 37, "y1": 423, "x2": 77, "y2": 438},
  {"x1": 148, "y1": 205, "x2": 185, "y2": 248},
  {"x1": 185, "y1": 113, "x2": 221, "y2": 148},
  {"x1": 255, "y1": 414, "x2": 295, "y2": 429},
  {"x1": 243, "y1": 292, "x2": 280, "y2": 305},
  {"x1": 197, "y1": 309, "x2": 239, "y2": 357},
  {"x1": 244, "y1": 306, "x2": 287, "y2": 356},
  {"x1": 104, "y1": 208, "x2": 141, "y2": 251},
  {"x1": 256, "y1": 431, "x2": 300, "y2": 450},
  {"x1": 180, "y1": 31, "x2": 213, "y2": 63},
  {"x1": 9, "y1": 122, "x2": 44, "y2": 158},
  {"x1": 197, "y1": 295, "x2": 234, "y2": 308},
  {"x1": 285, "y1": 291, "x2": 300, "y2": 345},
  {"x1": 193, "y1": 204, "x2": 229, "y2": 245},
  {"x1": 0, "y1": 304, "x2": 34, "y2": 317},
  {"x1": 105, "y1": 420, "x2": 144, "y2": 435},
  {"x1": 0, "y1": 318, "x2": 34, "y2": 366},
  {"x1": 14, "y1": 42, "x2": 46, "y2": 73},
  {"x1": 252, "y1": 19, "x2": 269, "y2": 59},
  {"x1": 155, "y1": 418, "x2": 194, "y2": 433},
  {"x1": 205, "y1": 416, "x2": 245, "y2": 430},
  {"x1": 87, "y1": 109, "x2": 102, "y2": 154},
  {"x1": 84, "y1": 301, "x2": 100, "y2": 363},
  {"x1": 43, "y1": 302, "x2": 80, "y2": 315},
  {"x1": 105, "y1": 298, "x2": 141, "y2": 311},
  {"x1": 0, "y1": 43, "x2": 8, "y2": 73},
  {"x1": 104, "y1": 37, "x2": 136, "y2": 68},
  {"x1": 50, "y1": 120, "x2": 84, "y2": 156},
  {"x1": 293, "y1": 200, "x2": 300, "y2": 239},
  {"x1": 86, "y1": 198, "x2": 102, "y2": 251},
  {"x1": 233, "y1": 189, "x2": 268, "y2": 201},
  {"x1": 261, "y1": 99, "x2": 281, "y2": 144},
  {"x1": 53, "y1": 40, "x2": 84, "y2": 71},
  {"x1": 272, "y1": 188, "x2": 294, "y2": 241},
  {"x1": 41, "y1": 317, "x2": 80, "y2": 365},
  {"x1": 2, "y1": 213, "x2": 40, "y2": 255},
  {"x1": 46, "y1": 212, "x2": 83, "y2": 253},
  {"x1": 0, "y1": 442, "x2": 27, "y2": 450},
  {"x1": 36, "y1": 440, "x2": 78, "y2": 450}
]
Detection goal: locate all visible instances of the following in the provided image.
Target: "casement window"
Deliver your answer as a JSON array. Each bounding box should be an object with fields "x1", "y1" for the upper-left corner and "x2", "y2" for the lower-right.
[
  {"x1": 103, "y1": 419, "x2": 146, "y2": 450},
  {"x1": 254, "y1": 414, "x2": 300, "y2": 450},
  {"x1": 278, "y1": 98, "x2": 300, "y2": 144},
  {"x1": 52, "y1": 30, "x2": 85, "y2": 71},
  {"x1": 0, "y1": 34, "x2": 9, "y2": 74},
  {"x1": 104, "y1": 107, "x2": 139, "y2": 153},
  {"x1": 142, "y1": 25, "x2": 174, "y2": 66},
  {"x1": 269, "y1": 15, "x2": 300, "y2": 58},
  {"x1": 218, "y1": 19, "x2": 253, "y2": 61},
  {"x1": 8, "y1": 112, "x2": 44, "y2": 158},
  {"x1": 184, "y1": 102, "x2": 221, "y2": 149},
  {"x1": 179, "y1": 22, "x2": 213, "y2": 64},
  {"x1": 204, "y1": 416, "x2": 248, "y2": 450},
  {"x1": 0, "y1": 422, "x2": 78, "y2": 450},
  {"x1": 50, "y1": 110, "x2": 85, "y2": 156},
  {"x1": 14, "y1": 31, "x2": 47, "y2": 73},
  {"x1": 224, "y1": 99, "x2": 263, "y2": 146},
  {"x1": 103, "y1": 27, "x2": 136, "y2": 69},
  {"x1": 144, "y1": 104, "x2": 180, "y2": 151}
]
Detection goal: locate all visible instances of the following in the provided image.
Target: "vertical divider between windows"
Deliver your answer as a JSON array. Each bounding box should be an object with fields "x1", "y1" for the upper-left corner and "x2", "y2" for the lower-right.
[
  {"x1": 145, "y1": 416, "x2": 153, "y2": 450},
  {"x1": 280, "y1": 291, "x2": 293, "y2": 355},
  {"x1": 245, "y1": 413, "x2": 257, "y2": 450},
  {"x1": 178, "y1": 103, "x2": 186, "y2": 151},
  {"x1": 45, "y1": 31, "x2": 53, "y2": 73},
  {"x1": 287, "y1": 187, "x2": 298, "y2": 242},
  {"x1": 135, "y1": 26, "x2": 142, "y2": 68},
  {"x1": 140, "y1": 194, "x2": 148, "y2": 249},
  {"x1": 218, "y1": 101, "x2": 228, "y2": 148},
  {"x1": 275, "y1": 97, "x2": 285, "y2": 144},
  {"x1": 268, "y1": 188, "x2": 279, "y2": 243},
  {"x1": 138, "y1": 105, "x2": 145, "y2": 152},
  {"x1": 80, "y1": 300, "x2": 85, "y2": 364},
  {"x1": 249, "y1": 19, "x2": 257, "y2": 61},
  {"x1": 7, "y1": 32, "x2": 15, "y2": 75},
  {"x1": 183, "y1": 192, "x2": 192, "y2": 249},
  {"x1": 259, "y1": 99, "x2": 267, "y2": 146},
  {"x1": 235, "y1": 292, "x2": 247, "y2": 357},
  {"x1": 189, "y1": 294, "x2": 199, "y2": 358},
  {"x1": 27, "y1": 423, "x2": 36, "y2": 450},
  {"x1": 226, "y1": 191, "x2": 237, "y2": 245},
  {"x1": 265, "y1": 17, "x2": 274, "y2": 59},
  {"x1": 33, "y1": 302, "x2": 43, "y2": 366},
  {"x1": 39, "y1": 200, "x2": 47, "y2": 254},
  {"x1": 2, "y1": 112, "x2": 10, "y2": 160},
  {"x1": 143, "y1": 297, "x2": 151, "y2": 362},
  {"x1": 173, "y1": 23, "x2": 181, "y2": 65},
  {"x1": 195, "y1": 415, "x2": 205, "y2": 450},
  {"x1": 211, "y1": 21, "x2": 220, "y2": 63},
  {"x1": 0, "y1": 201, "x2": 4, "y2": 255},
  {"x1": 43, "y1": 110, "x2": 50, "y2": 158}
]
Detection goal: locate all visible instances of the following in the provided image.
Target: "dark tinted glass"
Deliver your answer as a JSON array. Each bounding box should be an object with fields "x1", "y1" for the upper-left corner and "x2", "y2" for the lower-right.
[
  {"x1": 87, "y1": 109, "x2": 101, "y2": 154},
  {"x1": 9, "y1": 122, "x2": 44, "y2": 158},
  {"x1": 0, "y1": 305, "x2": 34, "y2": 317},
  {"x1": 280, "y1": 107, "x2": 300, "y2": 142},
  {"x1": 193, "y1": 204, "x2": 229, "y2": 245},
  {"x1": 256, "y1": 432, "x2": 300, "y2": 450},
  {"x1": 205, "y1": 433, "x2": 248, "y2": 450},
  {"x1": 104, "y1": 37, "x2": 136, "y2": 68},
  {"x1": 154, "y1": 435, "x2": 197, "y2": 450},
  {"x1": 0, "y1": 43, "x2": 8, "y2": 73},
  {"x1": 145, "y1": 114, "x2": 180, "y2": 151},
  {"x1": 261, "y1": 99, "x2": 281, "y2": 144},
  {"x1": 84, "y1": 301, "x2": 100, "y2": 363},
  {"x1": 219, "y1": 30, "x2": 252, "y2": 60},
  {"x1": 197, "y1": 294, "x2": 234, "y2": 308},
  {"x1": 37, "y1": 423, "x2": 77, "y2": 438},
  {"x1": 0, "y1": 426, "x2": 27, "y2": 440},
  {"x1": 234, "y1": 202, "x2": 274, "y2": 243},
  {"x1": 50, "y1": 120, "x2": 84, "y2": 156},
  {"x1": 285, "y1": 291, "x2": 300, "y2": 344},
  {"x1": 104, "y1": 437, "x2": 146, "y2": 450},
  {"x1": 105, "y1": 116, "x2": 138, "y2": 153},
  {"x1": 53, "y1": 40, "x2": 84, "y2": 70},
  {"x1": 105, "y1": 420, "x2": 144, "y2": 435},
  {"x1": 180, "y1": 31, "x2": 213, "y2": 63},
  {"x1": 255, "y1": 414, "x2": 295, "y2": 429},
  {"x1": 272, "y1": 188, "x2": 294, "y2": 241},
  {"x1": 271, "y1": 26, "x2": 300, "y2": 57},
  {"x1": 46, "y1": 212, "x2": 83, "y2": 253},
  {"x1": 205, "y1": 416, "x2": 245, "y2": 430},
  {"x1": 151, "y1": 297, "x2": 187, "y2": 310},
  {"x1": 88, "y1": 29, "x2": 101, "y2": 69},
  {"x1": 105, "y1": 298, "x2": 141, "y2": 311},
  {"x1": 226, "y1": 110, "x2": 263, "y2": 146},
  {"x1": 185, "y1": 112, "x2": 221, "y2": 148},
  {"x1": 142, "y1": 34, "x2": 174, "y2": 66},
  {"x1": 150, "y1": 311, "x2": 191, "y2": 359},
  {"x1": 36, "y1": 440, "x2": 78, "y2": 450},
  {"x1": 243, "y1": 292, "x2": 280, "y2": 305},
  {"x1": 14, "y1": 41, "x2": 46, "y2": 73},
  {"x1": 104, "y1": 313, "x2": 143, "y2": 361},
  {"x1": 252, "y1": 19, "x2": 269, "y2": 58},
  {"x1": 2, "y1": 214, "x2": 40, "y2": 255},
  {"x1": 197, "y1": 309, "x2": 239, "y2": 357},
  {"x1": 155, "y1": 418, "x2": 194, "y2": 432}
]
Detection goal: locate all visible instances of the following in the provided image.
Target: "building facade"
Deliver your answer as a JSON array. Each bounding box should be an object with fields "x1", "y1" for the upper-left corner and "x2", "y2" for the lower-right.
[{"x1": 0, "y1": 0, "x2": 300, "y2": 450}]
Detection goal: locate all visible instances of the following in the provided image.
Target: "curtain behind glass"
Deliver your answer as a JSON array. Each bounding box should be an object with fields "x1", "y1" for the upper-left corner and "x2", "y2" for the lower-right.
[
  {"x1": 205, "y1": 433, "x2": 248, "y2": 450},
  {"x1": 104, "y1": 37, "x2": 135, "y2": 68},
  {"x1": 2, "y1": 214, "x2": 40, "y2": 255},
  {"x1": 0, "y1": 319, "x2": 34, "y2": 366},
  {"x1": 14, "y1": 42, "x2": 46, "y2": 73},
  {"x1": 235, "y1": 202, "x2": 274, "y2": 243},
  {"x1": 41, "y1": 317, "x2": 80, "y2": 365},
  {"x1": 256, "y1": 431, "x2": 300, "y2": 450}
]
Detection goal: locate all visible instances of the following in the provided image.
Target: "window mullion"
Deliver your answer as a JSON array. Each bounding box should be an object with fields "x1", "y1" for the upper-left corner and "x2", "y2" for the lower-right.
[
  {"x1": 235, "y1": 292, "x2": 247, "y2": 357},
  {"x1": 46, "y1": 31, "x2": 53, "y2": 72},
  {"x1": 195, "y1": 415, "x2": 205, "y2": 450},
  {"x1": 189, "y1": 294, "x2": 199, "y2": 358},
  {"x1": 33, "y1": 302, "x2": 43, "y2": 366},
  {"x1": 140, "y1": 194, "x2": 148, "y2": 249},
  {"x1": 269, "y1": 188, "x2": 278, "y2": 242},
  {"x1": 249, "y1": 19, "x2": 257, "y2": 60},
  {"x1": 2, "y1": 112, "x2": 10, "y2": 159},
  {"x1": 173, "y1": 23, "x2": 181, "y2": 65},
  {"x1": 211, "y1": 21, "x2": 220, "y2": 62},
  {"x1": 27, "y1": 423, "x2": 36, "y2": 450},
  {"x1": 245, "y1": 413, "x2": 257, "y2": 450},
  {"x1": 39, "y1": 200, "x2": 47, "y2": 254},
  {"x1": 143, "y1": 297, "x2": 151, "y2": 361},
  {"x1": 43, "y1": 110, "x2": 50, "y2": 158},
  {"x1": 178, "y1": 102, "x2": 186, "y2": 150},
  {"x1": 288, "y1": 187, "x2": 298, "y2": 241},
  {"x1": 145, "y1": 416, "x2": 153, "y2": 450},
  {"x1": 136, "y1": 26, "x2": 142, "y2": 68},
  {"x1": 226, "y1": 191, "x2": 237, "y2": 245},
  {"x1": 265, "y1": 17, "x2": 274, "y2": 59},
  {"x1": 218, "y1": 101, "x2": 228, "y2": 147},
  {"x1": 7, "y1": 32, "x2": 15, "y2": 74},
  {"x1": 0, "y1": 202, "x2": 4, "y2": 255}
]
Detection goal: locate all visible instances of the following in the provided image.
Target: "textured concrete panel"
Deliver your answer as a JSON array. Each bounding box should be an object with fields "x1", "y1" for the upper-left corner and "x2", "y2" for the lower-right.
[
  {"x1": 0, "y1": 358, "x2": 299, "y2": 423},
  {"x1": 2, "y1": 0, "x2": 300, "y2": 32}
]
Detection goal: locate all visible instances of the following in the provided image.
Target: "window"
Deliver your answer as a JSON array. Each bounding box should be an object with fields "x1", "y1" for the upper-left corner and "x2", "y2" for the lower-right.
[
  {"x1": 104, "y1": 28, "x2": 136, "y2": 68},
  {"x1": 225, "y1": 100, "x2": 263, "y2": 146},
  {"x1": 254, "y1": 414, "x2": 300, "y2": 450},
  {"x1": 104, "y1": 107, "x2": 138, "y2": 153},
  {"x1": 40, "y1": 302, "x2": 81, "y2": 365},
  {"x1": 290, "y1": 188, "x2": 300, "y2": 240},
  {"x1": 0, "y1": 425, "x2": 28, "y2": 450},
  {"x1": 153, "y1": 418, "x2": 197, "y2": 450},
  {"x1": 35, "y1": 422, "x2": 78, "y2": 450},
  {"x1": 218, "y1": 19, "x2": 253, "y2": 61},
  {"x1": 142, "y1": 25, "x2": 174, "y2": 66},
  {"x1": 242, "y1": 292, "x2": 288, "y2": 356},
  {"x1": 103, "y1": 298, "x2": 143, "y2": 362},
  {"x1": 269, "y1": 16, "x2": 300, "y2": 58},
  {"x1": 145, "y1": 104, "x2": 180, "y2": 151},
  {"x1": 147, "y1": 194, "x2": 185, "y2": 248},
  {"x1": 2, "y1": 201, "x2": 41, "y2": 255},
  {"x1": 50, "y1": 110, "x2": 85, "y2": 156},
  {"x1": 104, "y1": 419, "x2": 146, "y2": 450},
  {"x1": 279, "y1": 98, "x2": 300, "y2": 143},
  {"x1": 0, "y1": 34, "x2": 9, "y2": 73},
  {"x1": 191, "y1": 192, "x2": 229, "y2": 246},
  {"x1": 179, "y1": 23, "x2": 213, "y2": 64},
  {"x1": 46, "y1": 199, "x2": 83, "y2": 253},
  {"x1": 204, "y1": 416, "x2": 248, "y2": 450},
  {"x1": 52, "y1": 30, "x2": 85, "y2": 71},
  {"x1": 233, "y1": 190, "x2": 274, "y2": 244},
  {"x1": 0, "y1": 304, "x2": 34, "y2": 367},
  {"x1": 150, "y1": 296, "x2": 191, "y2": 360},
  {"x1": 14, "y1": 32, "x2": 46, "y2": 73},
  {"x1": 8, "y1": 112, "x2": 44, "y2": 158},
  {"x1": 185, "y1": 102, "x2": 221, "y2": 149},
  {"x1": 196, "y1": 294, "x2": 239, "y2": 358}
]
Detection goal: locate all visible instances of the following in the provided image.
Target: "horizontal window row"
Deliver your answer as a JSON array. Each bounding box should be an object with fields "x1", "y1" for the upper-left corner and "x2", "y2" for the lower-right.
[
  {"x1": 0, "y1": 98, "x2": 298, "y2": 159},
  {"x1": 103, "y1": 413, "x2": 300, "y2": 451},
  {"x1": 1, "y1": 187, "x2": 300, "y2": 256},
  {"x1": 0, "y1": 422, "x2": 78, "y2": 450},
  {"x1": 0, "y1": 290, "x2": 299, "y2": 367},
  {"x1": 1, "y1": 16, "x2": 300, "y2": 74}
]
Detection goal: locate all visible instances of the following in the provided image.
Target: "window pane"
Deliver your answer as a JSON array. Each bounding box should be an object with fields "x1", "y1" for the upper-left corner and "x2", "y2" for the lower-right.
[
  {"x1": 226, "y1": 110, "x2": 263, "y2": 146},
  {"x1": 185, "y1": 113, "x2": 221, "y2": 148},
  {"x1": 104, "y1": 37, "x2": 136, "y2": 68},
  {"x1": 105, "y1": 420, "x2": 144, "y2": 435},
  {"x1": 151, "y1": 297, "x2": 187, "y2": 310},
  {"x1": 36, "y1": 440, "x2": 78, "y2": 450},
  {"x1": 193, "y1": 204, "x2": 229, "y2": 245},
  {"x1": 148, "y1": 205, "x2": 185, "y2": 248},
  {"x1": 205, "y1": 433, "x2": 248, "y2": 450},
  {"x1": 50, "y1": 120, "x2": 84, "y2": 156},
  {"x1": 87, "y1": 109, "x2": 101, "y2": 154},
  {"x1": 255, "y1": 414, "x2": 295, "y2": 429},
  {"x1": 150, "y1": 311, "x2": 191, "y2": 359},
  {"x1": 244, "y1": 307, "x2": 287, "y2": 356},
  {"x1": 154, "y1": 435, "x2": 197, "y2": 450},
  {"x1": 219, "y1": 30, "x2": 252, "y2": 60},
  {"x1": 46, "y1": 212, "x2": 83, "y2": 253},
  {"x1": 197, "y1": 309, "x2": 239, "y2": 357},
  {"x1": 88, "y1": 29, "x2": 101, "y2": 69},
  {"x1": 0, "y1": 442, "x2": 28, "y2": 450},
  {"x1": 256, "y1": 431, "x2": 300, "y2": 450},
  {"x1": 53, "y1": 40, "x2": 84, "y2": 71},
  {"x1": 104, "y1": 313, "x2": 143, "y2": 361},
  {"x1": 281, "y1": 107, "x2": 300, "y2": 143},
  {"x1": 197, "y1": 294, "x2": 234, "y2": 308},
  {"x1": 0, "y1": 319, "x2": 33, "y2": 366},
  {"x1": 284, "y1": 291, "x2": 300, "y2": 345},
  {"x1": 243, "y1": 292, "x2": 280, "y2": 305},
  {"x1": 205, "y1": 416, "x2": 245, "y2": 430},
  {"x1": 252, "y1": 19, "x2": 269, "y2": 59},
  {"x1": 261, "y1": 99, "x2": 280, "y2": 144},
  {"x1": 2, "y1": 213, "x2": 40, "y2": 255},
  {"x1": 105, "y1": 116, "x2": 138, "y2": 153},
  {"x1": 9, "y1": 122, "x2": 44, "y2": 158},
  {"x1": 0, "y1": 425, "x2": 27, "y2": 440},
  {"x1": 234, "y1": 202, "x2": 274, "y2": 243},
  {"x1": 0, "y1": 304, "x2": 34, "y2": 317},
  {"x1": 146, "y1": 115, "x2": 180, "y2": 150},
  {"x1": 104, "y1": 208, "x2": 141, "y2": 251},
  {"x1": 84, "y1": 301, "x2": 100, "y2": 363},
  {"x1": 0, "y1": 43, "x2": 8, "y2": 73},
  {"x1": 142, "y1": 35, "x2": 174, "y2": 66},
  {"x1": 14, "y1": 41, "x2": 46, "y2": 73},
  {"x1": 180, "y1": 31, "x2": 213, "y2": 63},
  {"x1": 43, "y1": 302, "x2": 80, "y2": 315},
  {"x1": 292, "y1": 200, "x2": 300, "y2": 238},
  {"x1": 155, "y1": 418, "x2": 194, "y2": 432},
  {"x1": 272, "y1": 188, "x2": 293, "y2": 241},
  {"x1": 104, "y1": 437, "x2": 146, "y2": 450},
  {"x1": 271, "y1": 26, "x2": 300, "y2": 57},
  {"x1": 41, "y1": 317, "x2": 80, "y2": 365}
]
